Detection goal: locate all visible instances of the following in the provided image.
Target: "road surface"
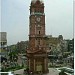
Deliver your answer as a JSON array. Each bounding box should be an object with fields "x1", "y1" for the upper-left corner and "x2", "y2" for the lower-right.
[{"x1": 14, "y1": 68, "x2": 59, "y2": 75}]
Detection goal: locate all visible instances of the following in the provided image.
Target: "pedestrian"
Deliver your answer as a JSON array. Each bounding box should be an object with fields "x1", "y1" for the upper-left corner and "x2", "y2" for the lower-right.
[
  {"x1": 24, "y1": 69, "x2": 27, "y2": 75},
  {"x1": 26, "y1": 67, "x2": 30, "y2": 75},
  {"x1": 30, "y1": 71, "x2": 33, "y2": 75}
]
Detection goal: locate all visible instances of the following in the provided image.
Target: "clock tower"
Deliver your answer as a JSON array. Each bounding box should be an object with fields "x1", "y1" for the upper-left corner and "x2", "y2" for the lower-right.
[{"x1": 27, "y1": 0, "x2": 48, "y2": 73}]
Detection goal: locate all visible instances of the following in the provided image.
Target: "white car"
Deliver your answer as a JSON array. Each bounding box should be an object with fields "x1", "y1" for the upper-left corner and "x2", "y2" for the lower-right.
[
  {"x1": 56, "y1": 67, "x2": 74, "y2": 75},
  {"x1": 0, "y1": 72, "x2": 14, "y2": 75}
]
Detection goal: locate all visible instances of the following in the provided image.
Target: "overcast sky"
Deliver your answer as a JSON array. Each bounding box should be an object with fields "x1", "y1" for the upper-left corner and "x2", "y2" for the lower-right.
[
  {"x1": 1, "y1": 0, "x2": 73, "y2": 45},
  {"x1": 0, "y1": 0, "x2": 1, "y2": 32}
]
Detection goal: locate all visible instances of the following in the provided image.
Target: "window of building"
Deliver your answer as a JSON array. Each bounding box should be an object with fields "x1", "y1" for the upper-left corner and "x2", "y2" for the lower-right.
[
  {"x1": 38, "y1": 39, "x2": 40, "y2": 45},
  {"x1": 39, "y1": 31, "x2": 40, "y2": 34}
]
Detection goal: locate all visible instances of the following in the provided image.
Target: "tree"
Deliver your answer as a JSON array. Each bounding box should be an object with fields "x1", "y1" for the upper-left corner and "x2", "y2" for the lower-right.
[
  {"x1": 17, "y1": 41, "x2": 29, "y2": 53},
  {"x1": 8, "y1": 51, "x2": 18, "y2": 62}
]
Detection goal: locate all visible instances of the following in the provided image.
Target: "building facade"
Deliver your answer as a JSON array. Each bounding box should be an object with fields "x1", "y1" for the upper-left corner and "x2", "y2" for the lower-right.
[
  {"x1": 67, "y1": 39, "x2": 74, "y2": 53},
  {"x1": 27, "y1": 0, "x2": 48, "y2": 73},
  {"x1": 45, "y1": 35, "x2": 63, "y2": 52},
  {"x1": 0, "y1": 32, "x2": 7, "y2": 57}
]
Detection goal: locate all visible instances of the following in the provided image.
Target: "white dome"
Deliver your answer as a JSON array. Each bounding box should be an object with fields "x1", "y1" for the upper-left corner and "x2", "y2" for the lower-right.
[{"x1": 31, "y1": 0, "x2": 43, "y2": 3}]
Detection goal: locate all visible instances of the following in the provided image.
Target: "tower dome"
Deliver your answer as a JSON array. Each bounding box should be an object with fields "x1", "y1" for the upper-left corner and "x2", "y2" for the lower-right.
[{"x1": 31, "y1": 0, "x2": 43, "y2": 3}]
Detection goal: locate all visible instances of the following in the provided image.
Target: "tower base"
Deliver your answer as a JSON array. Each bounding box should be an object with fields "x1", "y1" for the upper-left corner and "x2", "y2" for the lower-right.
[{"x1": 27, "y1": 52, "x2": 48, "y2": 74}]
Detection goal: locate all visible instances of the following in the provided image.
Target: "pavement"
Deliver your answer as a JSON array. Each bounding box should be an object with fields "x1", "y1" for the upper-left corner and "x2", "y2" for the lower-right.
[
  {"x1": 14, "y1": 68, "x2": 59, "y2": 75},
  {"x1": 14, "y1": 68, "x2": 24, "y2": 75},
  {"x1": 44, "y1": 68, "x2": 59, "y2": 75}
]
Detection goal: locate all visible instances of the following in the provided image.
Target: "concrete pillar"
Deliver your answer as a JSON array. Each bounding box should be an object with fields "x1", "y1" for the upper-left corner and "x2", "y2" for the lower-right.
[
  {"x1": 34, "y1": 59, "x2": 35, "y2": 71},
  {"x1": 29, "y1": 59, "x2": 30, "y2": 70},
  {"x1": 44, "y1": 58, "x2": 46, "y2": 71}
]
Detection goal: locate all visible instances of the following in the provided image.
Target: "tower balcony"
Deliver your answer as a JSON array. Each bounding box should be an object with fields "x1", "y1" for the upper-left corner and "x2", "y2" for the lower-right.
[
  {"x1": 30, "y1": 12, "x2": 45, "y2": 16},
  {"x1": 27, "y1": 46, "x2": 46, "y2": 53},
  {"x1": 29, "y1": 34, "x2": 45, "y2": 38}
]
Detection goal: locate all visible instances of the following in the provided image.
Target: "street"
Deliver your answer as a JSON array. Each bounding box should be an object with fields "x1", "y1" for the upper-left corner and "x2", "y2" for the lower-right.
[
  {"x1": 14, "y1": 68, "x2": 59, "y2": 75},
  {"x1": 45, "y1": 68, "x2": 59, "y2": 75}
]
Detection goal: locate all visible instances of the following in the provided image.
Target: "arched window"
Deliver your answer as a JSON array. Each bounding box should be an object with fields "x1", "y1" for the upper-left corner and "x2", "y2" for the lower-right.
[{"x1": 39, "y1": 31, "x2": 40, "y2": 34}]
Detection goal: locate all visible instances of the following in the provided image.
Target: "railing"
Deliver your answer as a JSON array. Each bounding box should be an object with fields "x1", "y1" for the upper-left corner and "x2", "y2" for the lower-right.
[
  {"x1": 29, "y1": 34, "x2": 46, "y2": 37},
  {"x1": 0, "y1": 72, "x2": 14, "y2": 75},
  {"x1": 27, "y1": 46, "x2": 51, "y2": 54},
  {"x1": 27, "y1": 47, "x2": 45, "y2": 50}
]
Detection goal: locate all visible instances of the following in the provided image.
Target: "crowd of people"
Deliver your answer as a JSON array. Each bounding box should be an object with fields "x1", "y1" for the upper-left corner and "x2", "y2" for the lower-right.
[
  {"x1": 23, "y1": 68, "x2": 42, "y2": 75},
  {"x1": 24, "y1": 68, "x2": 33, "y2": 75}
]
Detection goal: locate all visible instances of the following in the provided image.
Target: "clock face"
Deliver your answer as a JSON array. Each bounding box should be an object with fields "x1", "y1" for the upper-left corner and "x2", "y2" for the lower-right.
[{"x1": 36, "y1": 17, "x2": 41, "y2": 22}]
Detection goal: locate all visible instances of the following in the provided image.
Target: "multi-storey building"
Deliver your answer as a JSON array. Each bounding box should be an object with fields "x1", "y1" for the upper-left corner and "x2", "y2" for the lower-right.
[
  {"x1": 0, "y1": 32, "x2": 7, "y2": 57},
  {"x1": 45, "y1": 35, "x2": 63, "y2": 52}
]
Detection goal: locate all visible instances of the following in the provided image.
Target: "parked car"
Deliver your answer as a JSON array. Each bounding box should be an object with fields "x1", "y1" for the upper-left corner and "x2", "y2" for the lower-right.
[{"x1": 56, "y1": 67, "x2": 74, "y2": 75}]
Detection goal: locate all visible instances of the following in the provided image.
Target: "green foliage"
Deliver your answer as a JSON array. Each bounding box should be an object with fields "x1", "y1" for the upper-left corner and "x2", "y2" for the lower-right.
[
  {"x1": 59, "y1": 70, "x2": 67, "y2": 75},
  {"x1": 8, "y1": 51, "x2": 18, "y2": 62},
  {"x1": 1, "y1": 65, "x2": 25, "y2": 72},
  {"x1": 48, "y1": 64, "x2": 63, "y2": 68}
]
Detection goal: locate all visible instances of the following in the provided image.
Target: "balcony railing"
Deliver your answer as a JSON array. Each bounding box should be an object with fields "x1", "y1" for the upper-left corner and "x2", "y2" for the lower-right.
[
  {"x1": 27, "y1": 46, "x2": 51, "y2": 53},
  {"x1": 29, "y1": 34, "x2": 46, "y2": 38}
]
